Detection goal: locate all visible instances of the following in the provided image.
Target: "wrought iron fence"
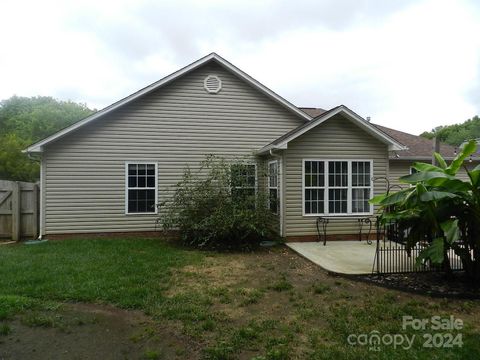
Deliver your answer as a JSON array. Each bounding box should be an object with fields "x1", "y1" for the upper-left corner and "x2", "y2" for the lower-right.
[{"x1": 372, "y1": 218, "x2": 464, "y2": 274}]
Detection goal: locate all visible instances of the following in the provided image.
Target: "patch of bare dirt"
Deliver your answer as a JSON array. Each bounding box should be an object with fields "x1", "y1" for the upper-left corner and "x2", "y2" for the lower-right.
[
  {"x1": 0, "y1": 303, "x2": 200, "y2": 360},
  {"x1": 168, "y1": 259, "x2": 249, "y2": 294}
]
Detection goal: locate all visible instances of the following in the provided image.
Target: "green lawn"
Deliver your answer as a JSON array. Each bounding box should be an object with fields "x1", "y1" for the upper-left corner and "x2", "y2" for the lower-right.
[{"x1": 1, "y1": 237, "x2": 479, "y2": 359}]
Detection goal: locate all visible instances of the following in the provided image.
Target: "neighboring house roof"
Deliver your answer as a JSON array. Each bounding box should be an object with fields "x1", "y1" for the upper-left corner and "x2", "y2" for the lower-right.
[
  {"x1": 25, "y1": 52, "x2": 311, "y2": 153},
  {"x1": 373, "y1": 124, "x2": 462, "y2": 160},
  {"x1": 257, "y1": 105, "x2": 406, "y2": 154},
  {"x1": 301, "y1": 107, "x2": 474, "y2": 161}
]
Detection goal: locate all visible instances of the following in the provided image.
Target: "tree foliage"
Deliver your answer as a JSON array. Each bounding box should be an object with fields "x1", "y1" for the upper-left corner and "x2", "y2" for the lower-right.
[
  {"x1": 421, "y1": 115, "x2": 480, "y2": 146},
  {"x1": 0, "y1": 96, "x2": 94, "y2": 182},
  {"x1": 157, "y1": 155, "x2": 278, "y2": 249},
  {"x1": 371, "y1": 140, "x2": 480, "y2": 280}
]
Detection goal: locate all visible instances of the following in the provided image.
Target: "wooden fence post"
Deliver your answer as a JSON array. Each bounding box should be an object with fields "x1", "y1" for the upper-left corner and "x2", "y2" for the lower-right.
[{"x1": 11, "y1": 181, "x2": 20, "y2": 241}]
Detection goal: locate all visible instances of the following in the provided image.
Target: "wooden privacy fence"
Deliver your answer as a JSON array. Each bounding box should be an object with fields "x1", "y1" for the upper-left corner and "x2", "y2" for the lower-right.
[{"x1": 0, "y1": 180, "x2": 39, "y2": 241}]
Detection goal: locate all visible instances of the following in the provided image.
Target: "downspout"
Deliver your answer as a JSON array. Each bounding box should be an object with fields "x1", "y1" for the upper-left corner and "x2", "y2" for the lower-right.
[
  {"x1": 269, "y1": 149, "x2": 284, "y2": 237},
  {"x1": 27, "y1": 152, "x2": 43, "y2": 240}
]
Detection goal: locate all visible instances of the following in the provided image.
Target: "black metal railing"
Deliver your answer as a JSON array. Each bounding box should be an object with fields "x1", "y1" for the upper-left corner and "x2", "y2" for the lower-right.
[{"x1": 372, "y1": 217, "x2": 464, "y2": 274}]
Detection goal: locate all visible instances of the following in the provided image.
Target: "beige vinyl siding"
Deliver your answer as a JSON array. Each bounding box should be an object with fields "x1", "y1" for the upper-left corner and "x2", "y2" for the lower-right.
[
  {"x1": 42, "y1": 62, "x2": 302, "y2": 234},
  {"x1": 388, "y1": 161, "x2": 411, "y2": 190},
  {"x1": 283, "y1": 114, "x2": 389, "y2": 237}
]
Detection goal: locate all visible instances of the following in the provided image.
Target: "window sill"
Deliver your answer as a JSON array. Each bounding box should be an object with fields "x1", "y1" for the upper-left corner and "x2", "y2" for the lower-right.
[
  {"x1": 302, "y1": 213, "x2": 373, "y2": 218},
  {"x1": 125, "y1": 212, "x2": 158, "y2": 216}
]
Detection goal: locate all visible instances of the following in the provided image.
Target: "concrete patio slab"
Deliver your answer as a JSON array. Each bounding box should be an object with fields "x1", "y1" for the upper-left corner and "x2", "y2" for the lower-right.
[
  {"x1": 287, "y1": 241, "x2": 376, "y2": 275},
  {"x1": 288, "y1": 241, "x2": 464, "y2": 275}
]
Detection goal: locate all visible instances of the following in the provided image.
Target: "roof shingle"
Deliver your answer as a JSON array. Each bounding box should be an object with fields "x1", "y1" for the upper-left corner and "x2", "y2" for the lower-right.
[{"x1": 373, "y1": 124, "x2": 458, "y2": 160}]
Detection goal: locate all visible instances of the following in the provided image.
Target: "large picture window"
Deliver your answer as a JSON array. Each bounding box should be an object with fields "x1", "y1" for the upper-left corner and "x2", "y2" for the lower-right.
[
  {"x1": 303, "y1": 160, "x2": 372, "y2": 216},
  {"x1": 125, "y1": 162, "x2": 158, "y2": 214},
  {"x1": 268, "y1": 160, "x2": 279, "y2": 214}
]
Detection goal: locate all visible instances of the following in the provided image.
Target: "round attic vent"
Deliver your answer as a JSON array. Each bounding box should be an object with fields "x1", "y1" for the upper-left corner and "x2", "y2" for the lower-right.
[{"x1": 203, "y1": 75, "x2": 222, "y2": 94}]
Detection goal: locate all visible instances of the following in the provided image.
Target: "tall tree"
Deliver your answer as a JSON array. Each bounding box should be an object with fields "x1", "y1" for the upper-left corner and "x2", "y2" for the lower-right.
[
  {"x1": 421, "y1": 115, "x2": 480, "y2": 146},
  {"x1": 0, "y1": 96, "x2": 94, "y2": 182}
]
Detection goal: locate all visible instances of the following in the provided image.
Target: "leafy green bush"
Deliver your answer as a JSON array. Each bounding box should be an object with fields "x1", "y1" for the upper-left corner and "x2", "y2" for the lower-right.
[{"x1": 157, "y1": 155, "x2": 278, "y2": 249}]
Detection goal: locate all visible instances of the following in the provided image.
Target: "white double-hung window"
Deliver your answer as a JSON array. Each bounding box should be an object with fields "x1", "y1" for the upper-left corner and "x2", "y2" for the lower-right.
[
  {"x1": 268, "y1": 160, "x2": 279, "y2": 214},
  {"x1": 351, "y1": 161, "x2": 372, "y2": 213},
  {"x1": 303, "y1": 160, "x2": 373, "y2": 216},
  {"x1": 125, "y1": 162, "x2": 158, "y2": 214},
  {"x1": 231, "y1": 163, "x2": 257, "y2": 201}
]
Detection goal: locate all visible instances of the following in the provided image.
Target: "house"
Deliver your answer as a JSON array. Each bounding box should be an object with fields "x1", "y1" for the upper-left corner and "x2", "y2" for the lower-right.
[
  {"x1": 25, "y1": 53, "x2": 476, "y2": 241},
  {"x1": 372, "y1": 124, "x2": 477, "y2": 188}
]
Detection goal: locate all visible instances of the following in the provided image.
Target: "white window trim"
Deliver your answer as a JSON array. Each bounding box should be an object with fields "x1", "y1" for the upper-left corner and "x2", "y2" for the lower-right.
[
  {"x1": 125, "y1": 161, "x2": 158, "y2": 215},
  {"x1": 231, "y1": 163, "x2": 258, "y2": 195},
  {"x1": 268, "y1": 160, "x2": 279, "y2": 215},
  {"x1": 302, "y1": 159, "x2": 374, "y2": 217},
  {"x1": 302, "y1": 160, "x2": 326, "y2": 215}
]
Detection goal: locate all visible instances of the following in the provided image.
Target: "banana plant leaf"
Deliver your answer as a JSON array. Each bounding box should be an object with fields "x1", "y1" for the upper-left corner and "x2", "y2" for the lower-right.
[
  {"x1": 446, "y1": 140, "x2": 477, "y2": 175},
  {"x1": 419, "y1": 191, "x2": 457, "y2": 202},
  {"x1": 400, "y1": 171, "x2": 456, "y2": 184},
  {"x1": 417, "y1": 237, "x2": 444, "y2": 265}
]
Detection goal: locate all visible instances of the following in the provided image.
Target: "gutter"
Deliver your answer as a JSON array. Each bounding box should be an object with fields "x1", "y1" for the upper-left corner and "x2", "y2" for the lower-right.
[
  {"x1": 269, "y1": 149, "x2": 285, "y2": 238},
  {"x1": 256, "y1": 143, "x2": 288, "y2": 156},
  {"x1": 389, "y1": 156, "x2": 480, "y2": 161}
]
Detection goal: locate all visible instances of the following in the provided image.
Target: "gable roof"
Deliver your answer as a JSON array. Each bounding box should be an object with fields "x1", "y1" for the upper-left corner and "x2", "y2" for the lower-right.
[
  {"x1": 257, "y1": 105, "x2": 406, "y2": 154},
  {"x1": 25, "y1": 52, "x2": 311, "y2": 153}
]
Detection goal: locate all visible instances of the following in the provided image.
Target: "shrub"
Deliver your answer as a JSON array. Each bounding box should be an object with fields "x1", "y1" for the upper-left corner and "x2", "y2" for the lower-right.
[
  {"x1": 371, "y1": 140, "x2": 480, "y2": 280},
  {"x1": 157, "y1": 155, "x2": 278, "y2": 249}
]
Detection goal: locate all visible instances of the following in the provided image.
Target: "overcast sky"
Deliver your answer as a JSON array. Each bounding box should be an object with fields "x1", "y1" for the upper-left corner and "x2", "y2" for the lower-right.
[{"x1": 1, "y1": 0, "x2": 479, "y2": 134}]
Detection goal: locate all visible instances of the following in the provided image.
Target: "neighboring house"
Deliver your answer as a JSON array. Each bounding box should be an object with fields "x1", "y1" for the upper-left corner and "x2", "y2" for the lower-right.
[
  {"x1": 373, "y1": 125, "x2": 479, "y2": 189},
  {"x1": 25, "y1": 53, "x2": 478, "y2": 241}
]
